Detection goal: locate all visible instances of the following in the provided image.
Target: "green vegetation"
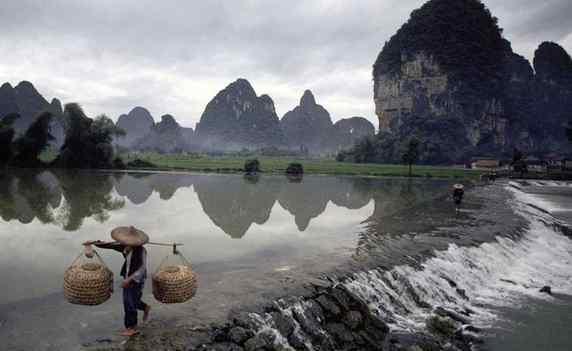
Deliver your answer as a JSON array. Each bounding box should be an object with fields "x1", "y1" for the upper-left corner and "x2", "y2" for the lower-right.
[
  {"x1": 0, "y1": 113, "x2": 19, "y2": 164},
  {"x1": 244, "y1": 159, "x2": 260, "y2": 174},
  {"x1": 286, "y1": 162, "x2": 304, "y2": 175},
  {"x1": 374, "y1": 0, "x2": 505, "y2": 93},
  {"x1": 12, "y1": 112, "x2": 54, "y2": 167},
  {"x1": 126, "y1": 158, "x2": 156, "y2": 169},
  {"x1": 401, "y1": 137, "x2": 420, "y2": 177},
  {"x1": 53, "y1": 103, "x2": 125, "y2": 169},
  {"x1": 119, "y1": 152, "x2": 482, "y2": 179}
]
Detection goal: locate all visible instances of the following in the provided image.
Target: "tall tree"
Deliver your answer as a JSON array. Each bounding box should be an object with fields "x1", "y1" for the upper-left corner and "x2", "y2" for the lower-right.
[
  {"x1": 0, "y1": 113, "x2": 20, "y2": 165},
  {"x1": 402, "y1": 137, "x2": 420, "y2": 177},
  {"x1": 55, "y1": 104, "x2": 124, "y2": 168},
  {"x1": 12, "y1": 112, "x2": 53, "y2": 166}
]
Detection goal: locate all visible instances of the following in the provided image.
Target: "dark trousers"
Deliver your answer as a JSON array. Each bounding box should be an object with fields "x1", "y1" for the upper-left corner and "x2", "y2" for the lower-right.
[{"x1": 123, "y1": 282, "x2": 147, "y2": 329}]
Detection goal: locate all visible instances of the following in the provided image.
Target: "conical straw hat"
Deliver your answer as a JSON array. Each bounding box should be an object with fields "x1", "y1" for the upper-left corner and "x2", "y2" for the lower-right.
[
  {"x1": 454, "y1": 184, "x2": 464, "y2": 190},
  {"x1": 111, "y1": 226, "x2": 149, "y2": 247}
]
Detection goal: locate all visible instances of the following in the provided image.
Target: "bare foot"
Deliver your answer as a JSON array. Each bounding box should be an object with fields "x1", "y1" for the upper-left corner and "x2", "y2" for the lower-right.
[
  {"x1": 120, "y1": 328, "x2": 140, "y2": 337},
  {"x1": 143, "y1": 305, "x2": 151, "y2": 322}
]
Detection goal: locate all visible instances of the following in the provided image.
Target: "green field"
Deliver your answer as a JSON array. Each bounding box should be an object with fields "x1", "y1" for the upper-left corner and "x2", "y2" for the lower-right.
[{"x1": 122, "y1": 152, "x2": 484, "y2": 179}]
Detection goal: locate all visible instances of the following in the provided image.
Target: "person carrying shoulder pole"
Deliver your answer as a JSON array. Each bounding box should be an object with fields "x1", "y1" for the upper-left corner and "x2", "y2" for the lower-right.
[
  {"x1": 452, "y1": 184, "x2": 465, "y2": 213},
  {"x1": 83, "y1": 226, "x2": 151, "y2": 337}
]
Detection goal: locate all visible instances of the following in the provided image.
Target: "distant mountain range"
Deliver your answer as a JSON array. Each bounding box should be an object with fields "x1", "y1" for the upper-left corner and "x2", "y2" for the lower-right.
[{"x1": 0, "y1": 79, "x2": 374, "y2": 155}]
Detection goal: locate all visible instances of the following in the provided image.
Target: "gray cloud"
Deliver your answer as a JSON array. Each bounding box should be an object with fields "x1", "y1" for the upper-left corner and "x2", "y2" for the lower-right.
[{"x1": 0, "y1": 0, "x2": 571, "y2": 129}]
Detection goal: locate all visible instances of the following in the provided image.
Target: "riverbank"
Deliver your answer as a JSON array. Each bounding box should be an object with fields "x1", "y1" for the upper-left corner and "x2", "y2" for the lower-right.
[
  {"x1": 85, "y1": 181, "x2": 555, "y2": 351},
  {"x1": 118, "y1": 153, "x2": 483, "y2": 179}
]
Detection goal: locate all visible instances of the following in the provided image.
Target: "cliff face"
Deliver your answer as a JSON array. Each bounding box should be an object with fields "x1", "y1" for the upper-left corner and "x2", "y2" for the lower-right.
[
  {"x1": 531, "y1": 42, "x2": 572, "y2": 154},
  {"x1": 281, "y1": 90, "x2": 335, "y2": 154},
  {"x1": 372, "y1": 0, "x2": 572, "y2": 163},
  {"x1": 333, "y1": 117, "x2": 376, "y2": 151},
  {"x1": 115, "y1": 106, "x2": 155, "y2": 148},
  {"x1": 195, "y1": 79, "x2": 287, "y2": 151}
]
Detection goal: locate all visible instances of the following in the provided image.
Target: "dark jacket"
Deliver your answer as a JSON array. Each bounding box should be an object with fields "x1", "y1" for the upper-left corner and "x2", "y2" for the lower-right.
[{"x1": 94, "y1": 242, "x2": 145, "y2": 279}]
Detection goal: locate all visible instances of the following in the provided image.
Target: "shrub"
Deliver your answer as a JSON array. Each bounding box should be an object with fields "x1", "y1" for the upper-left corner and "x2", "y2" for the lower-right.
[
  {"x1": 244, "y1": 159, "x2": 260, "y2": 174},
  {"x1": 126, "y1": 159, "x2": 157, "y2": 169},
  {"x1": 112, "y1": 157, "x2": 126, "y2": 169},
  {"x1": 286, "y1": 162, "x2": 304, "y2": 175}
]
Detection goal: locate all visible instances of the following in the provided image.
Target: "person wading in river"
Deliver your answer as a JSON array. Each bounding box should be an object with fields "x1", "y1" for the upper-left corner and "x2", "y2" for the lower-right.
[
  {"x1": 452, "y1": 184, "x2": 465, "y2": 213},
  {"x1": 83, "y1": 226, "x2": 151, "y2": 337}
]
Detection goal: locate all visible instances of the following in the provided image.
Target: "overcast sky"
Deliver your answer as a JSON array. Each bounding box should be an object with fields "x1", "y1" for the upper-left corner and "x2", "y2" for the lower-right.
[{"x1": 0, "y1": 0, "x2": 571, "y2": 130}]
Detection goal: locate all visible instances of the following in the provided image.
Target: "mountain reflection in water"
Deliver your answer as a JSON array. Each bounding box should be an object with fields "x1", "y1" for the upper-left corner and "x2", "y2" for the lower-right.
[{"x1": 0, "y1": 170, "x2": 453, "y2": 238}]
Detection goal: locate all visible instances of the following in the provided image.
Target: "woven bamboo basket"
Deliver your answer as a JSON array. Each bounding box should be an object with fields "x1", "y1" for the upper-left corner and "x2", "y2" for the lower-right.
[
  {"x1": 63, "y1": 249, "x2": 113, "y2": 306},
  {"x1": 152, "y1": 251, "x2": 198, "y2": 304}
]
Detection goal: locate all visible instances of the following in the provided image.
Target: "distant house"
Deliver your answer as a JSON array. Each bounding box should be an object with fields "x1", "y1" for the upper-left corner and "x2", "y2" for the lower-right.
[
  {"x1": 562, "y1": 159, "x2": 572, "y2": 171},
  {"x1": 471, "y1": 157, "x2": 500, "y2": 169},
  {"x1": 523, "y1": 156, "x2": 546, "y2": 172}
]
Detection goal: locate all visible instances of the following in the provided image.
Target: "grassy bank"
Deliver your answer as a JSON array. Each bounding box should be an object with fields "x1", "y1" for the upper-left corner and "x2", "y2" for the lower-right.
[{"x1": 121, "y1": 152, "x2": 484, "y2": 179}]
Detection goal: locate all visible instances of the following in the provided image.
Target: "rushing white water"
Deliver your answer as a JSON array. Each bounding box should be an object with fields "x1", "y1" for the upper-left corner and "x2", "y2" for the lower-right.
[
  {"x1": 236, "y1": 184, "x2": 572, "y2": 350},
  {"x1": 345, "y1": 185, "x2": 572, "y2": 332}
]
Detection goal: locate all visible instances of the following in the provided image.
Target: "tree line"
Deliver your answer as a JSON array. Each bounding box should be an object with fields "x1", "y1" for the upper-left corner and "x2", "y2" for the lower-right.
[{"x1": 0, "y1": 103, "x2": 125, "y2": 169}]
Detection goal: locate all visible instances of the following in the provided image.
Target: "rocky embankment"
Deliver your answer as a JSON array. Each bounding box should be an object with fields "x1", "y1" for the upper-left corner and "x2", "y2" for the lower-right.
[{"x1": 184, "y1": 284, "x2": 479, "y2": 351}]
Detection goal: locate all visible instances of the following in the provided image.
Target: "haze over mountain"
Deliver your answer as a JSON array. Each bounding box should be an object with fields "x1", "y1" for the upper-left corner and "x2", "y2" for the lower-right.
[
  {"x1": 115, "y1": 107, "x2": 155, "y2": 148},
  {"x1": 195, "y1": 79, "x2": 287, "y2": 151},
  {"x1": 0, "y1": 1, "x2": 569, "y2": 129},
  {"x1": 0, "y1": 81, "x2": 64, "y2": 146},
  {"x1": 0, "y1": 79, "x2": 373, "y2": 155}
]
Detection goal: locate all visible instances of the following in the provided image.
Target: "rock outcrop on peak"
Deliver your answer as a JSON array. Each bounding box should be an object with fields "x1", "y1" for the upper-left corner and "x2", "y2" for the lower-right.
[
  {"x1": 280, "y1": 90, "x2": 335, "y2": 154},
  {"x1": 136, "y1": 114, "x2": 194, "y2": 153},
  {"x1": 333, "y1": 117, "x2": 376, "y2": 151},
  {"x1": 531, "y1": 42, "x2": 572, "y2": 154},
  {"x1": 0, "y1": 81, "x2": 65, "y2": 146},
  {"x1": 371, "y1": 0, "x2": 572, "y2": 163},
  {"x1": 115, "y1": 106, "x2": 155, "y2": 148},
  {"x1": 195, "y1": 79, "x2": 287, "y2": 151}
]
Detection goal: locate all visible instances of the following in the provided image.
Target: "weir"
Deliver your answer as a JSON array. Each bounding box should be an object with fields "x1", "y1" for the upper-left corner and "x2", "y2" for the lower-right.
[{"x1": 179, "y1": 184, "x2": 572, "y2": 351}]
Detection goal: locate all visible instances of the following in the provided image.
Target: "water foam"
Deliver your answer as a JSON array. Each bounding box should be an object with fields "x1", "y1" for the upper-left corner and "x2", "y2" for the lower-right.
[{"x1": 344, "y1": 185, "x2": 572, "y2": 331}]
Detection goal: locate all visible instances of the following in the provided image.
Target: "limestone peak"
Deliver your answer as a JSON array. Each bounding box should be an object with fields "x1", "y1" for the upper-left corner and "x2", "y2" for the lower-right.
[{"x1": 300, "y1": 90, "x2": 316, "y2": 107}]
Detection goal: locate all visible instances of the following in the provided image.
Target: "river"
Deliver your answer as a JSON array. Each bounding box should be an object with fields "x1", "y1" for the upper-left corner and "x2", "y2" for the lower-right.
[{"x1": 0, "y1": 170, "x2": 571, "y2": 350}]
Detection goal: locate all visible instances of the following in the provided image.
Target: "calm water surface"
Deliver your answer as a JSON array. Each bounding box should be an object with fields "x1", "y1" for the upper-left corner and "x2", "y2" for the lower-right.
[{"x1": 0, "y1": 170, "x2": 452, "y2": 350}]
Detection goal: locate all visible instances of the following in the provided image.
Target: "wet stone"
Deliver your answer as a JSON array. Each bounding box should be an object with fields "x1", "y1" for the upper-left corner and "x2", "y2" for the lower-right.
[
  {"x1": 211, "y1": 342, "x2": 245, "y2": 351},
  {"x1": 270, "y1": 311, "x2": 295, "y2": 337},
  {"x1": 388, "y1": 332, "x2": 441, "y2": 351},
  {"x1": 456, "y1": 288, "x2": 469, "y2": 300},
  {"x1": 287, "y1": 329, "x2": 312, "y2": 351},
  {"x1": 293, "y1": 304, "x2": 324, "y2": 339},
  {"x1": 325, "y1": 323, "x2": 354, "y2": 344},
  {"x1": 330, "y1": 286, "x2": 353, "y2": 311},
  {"x1": 435, "y1": 307, "x2": 471, "y2": 325},
  {"x1": 344, "y1": 310, "x2": 363, "y2": 330},
  {"x1": 426, "y1": 316, "x2": 458, "y2": 338},
  {"x1": 316, "y1": 294, "x2": 342, "y2": 317},
  {"x1": 232, "y1": 312, "x2": 263, "y2": 331},
  {"x1": 229, "y1": 326, "x2": 254, "y2": 345},
  {"x1": 244, "y1": 335, "x2": 269, "y2": 351}
]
